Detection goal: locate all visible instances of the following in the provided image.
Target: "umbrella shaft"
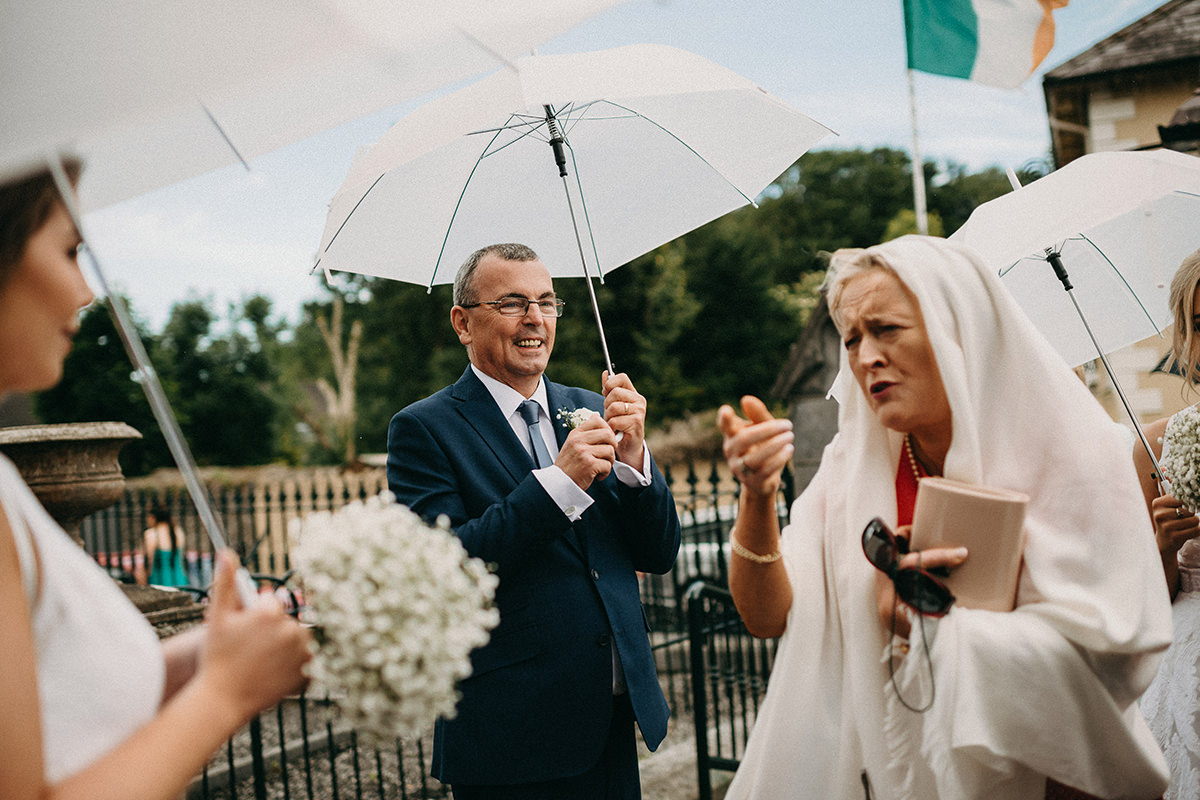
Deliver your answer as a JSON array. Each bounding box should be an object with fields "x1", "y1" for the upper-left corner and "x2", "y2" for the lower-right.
[
  {"x1": 1065, "y1": 288, "x2": 1162, "y2": 478},
  {"x1": 544, "y1": 132, "x2": 615, "y2": 376},
  {"x1": 544, "y1": 105, "x2": 568, "y2": 178},
  {"x1": 45, "y1": 155, "x2": 256, "y2": 601}
]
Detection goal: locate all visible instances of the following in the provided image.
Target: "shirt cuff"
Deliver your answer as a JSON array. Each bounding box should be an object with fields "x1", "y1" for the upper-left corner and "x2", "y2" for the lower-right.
[
  {"x1": 613, "y1": 444, "x2": 653, "y2": 488},
  {"x1": 533, "y1": 466, "x2": 594, "y2": 521}
]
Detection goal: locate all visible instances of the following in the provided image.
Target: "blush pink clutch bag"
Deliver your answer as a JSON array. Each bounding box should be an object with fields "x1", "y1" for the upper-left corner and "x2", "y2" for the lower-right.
[{"x1": 910, "y1": 477, "x2": 1030, "y2": 612}]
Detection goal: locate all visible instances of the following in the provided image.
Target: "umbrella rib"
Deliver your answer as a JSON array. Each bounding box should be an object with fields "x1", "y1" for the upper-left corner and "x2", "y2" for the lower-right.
[
  {"x1": 467, "y1": 113, "x2": 550, "y2": 141},
  {"x1": 475, "y1": 121, "x2": 550, "y2": 160},
  {"x1": 429, "y1": 122, "x2": 513, "y2": 288},
  {"x1": 998, "y1": 253, "x2": 1051, "y2": 279},
  {"x1": 318, "y1": 173, "x2": 388, "y2": 265},
  {"x1": 560, "y1": 101, "x2": 637, "y2": 132},
  {"x1": 1076, "y1": 233, "x2": 1163, "y2": 337},
  {"x1": 599, "y1": 100, "x2": 759, "y2": 208}
]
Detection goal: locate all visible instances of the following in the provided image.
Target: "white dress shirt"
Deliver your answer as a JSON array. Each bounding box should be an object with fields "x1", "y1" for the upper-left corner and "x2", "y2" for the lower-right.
[{"x1": 470, "y1": 366, "x2": 651, "y2": 522}]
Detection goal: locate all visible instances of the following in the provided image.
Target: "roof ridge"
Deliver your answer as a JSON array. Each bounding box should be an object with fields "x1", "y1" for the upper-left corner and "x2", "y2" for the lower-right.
[{"x1": 1045, "y1": 0, "x2": 1200, "y2": 80}]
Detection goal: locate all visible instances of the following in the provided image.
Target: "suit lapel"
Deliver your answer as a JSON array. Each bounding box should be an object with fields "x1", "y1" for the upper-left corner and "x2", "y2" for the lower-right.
[
  {"x1": 545, "y1": 381, "x2": 571, "y2": 450},
  {"x1": 450, "y1": 368, "x2": 535, "y2": 484}
]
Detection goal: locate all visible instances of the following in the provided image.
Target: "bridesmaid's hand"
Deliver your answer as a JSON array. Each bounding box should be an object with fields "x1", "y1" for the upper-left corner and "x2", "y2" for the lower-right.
[{"x1": 1151, "y1": 493, "x2": 1200, "y2": 557}]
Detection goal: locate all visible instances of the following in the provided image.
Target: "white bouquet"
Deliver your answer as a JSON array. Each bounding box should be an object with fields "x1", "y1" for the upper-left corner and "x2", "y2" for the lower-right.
[
  {"x1": 1162, "y1": 404, "x2": 1200, "y2": 512},
  {"x1": 290, "y1": 492, "x2": 499, "y2": 742}
]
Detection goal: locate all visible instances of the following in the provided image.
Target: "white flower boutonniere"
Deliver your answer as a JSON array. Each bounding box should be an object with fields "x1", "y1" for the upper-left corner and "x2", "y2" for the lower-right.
[
  {"x1": 556, "y1": 407, "x2": 597, "y2": 429},
  {"x1": 1163, "y1": 404, "x2": 1200, "y2": 512},
  {"x1": 290, "y1": 492, "x2": 499, "y2": 742}
]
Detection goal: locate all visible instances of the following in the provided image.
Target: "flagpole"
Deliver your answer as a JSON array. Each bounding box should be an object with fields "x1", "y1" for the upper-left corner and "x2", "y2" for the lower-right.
[{"x1": 906, "y1": 68, "x2": 929, "y2": 236}]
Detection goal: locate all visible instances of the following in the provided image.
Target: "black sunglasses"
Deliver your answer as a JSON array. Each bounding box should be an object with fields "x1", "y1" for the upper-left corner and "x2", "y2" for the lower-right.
[{"x1": 861, "y1": 517, "x2": 955, "y2": 617}]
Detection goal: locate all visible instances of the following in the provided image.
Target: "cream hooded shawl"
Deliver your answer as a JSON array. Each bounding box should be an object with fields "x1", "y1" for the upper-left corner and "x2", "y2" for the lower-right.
[{"x1": 724, "y1": 236, "x2": 1171, "y2": 800}]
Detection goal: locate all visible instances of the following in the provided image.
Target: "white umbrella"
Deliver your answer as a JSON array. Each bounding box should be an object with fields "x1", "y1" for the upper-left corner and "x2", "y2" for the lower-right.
[
  {"x1": 315, "y1": 43, "x2": 834, "y2": 370},
  {"x1": 950, "y1": 149, "x2": 1200, "y2": 474},
  {"x1": 7, "y1": 0, "x2": 630, "y2": 595},
  {"x1": 2, "y1": 0, "x2": 631, "y2": 210}
]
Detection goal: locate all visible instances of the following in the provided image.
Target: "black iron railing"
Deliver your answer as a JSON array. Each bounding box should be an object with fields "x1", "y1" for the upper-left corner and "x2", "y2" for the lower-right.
[
  {"x1": 79, "y1": 459, "x2": 794, "y2": 800},
  {"x1": 686, "y1": 582, "x2": 779, "y2": 800}
]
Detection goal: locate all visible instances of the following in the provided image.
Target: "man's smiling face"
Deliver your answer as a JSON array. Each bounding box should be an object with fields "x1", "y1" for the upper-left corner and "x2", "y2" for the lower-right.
[{"x1": 451, "y1": 253, "x2": 557, "y2": 398}]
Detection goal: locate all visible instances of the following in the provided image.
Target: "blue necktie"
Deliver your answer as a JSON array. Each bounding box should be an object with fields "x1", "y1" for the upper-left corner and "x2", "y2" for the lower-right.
[{"x1": 518, "y1": 400, "x2": 554, "y2": 469}]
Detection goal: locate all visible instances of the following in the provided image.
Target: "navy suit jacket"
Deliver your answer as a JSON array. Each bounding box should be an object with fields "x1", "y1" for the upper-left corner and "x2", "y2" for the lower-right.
[{"x1": 386, "y1": 367, "x2": 681, "y2": 786}]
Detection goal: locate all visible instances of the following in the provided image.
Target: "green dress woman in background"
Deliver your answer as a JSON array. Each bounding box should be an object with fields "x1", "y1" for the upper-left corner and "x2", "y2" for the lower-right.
[{"x1": 143, "y1": 506, "x2": 188, "y2": 587}]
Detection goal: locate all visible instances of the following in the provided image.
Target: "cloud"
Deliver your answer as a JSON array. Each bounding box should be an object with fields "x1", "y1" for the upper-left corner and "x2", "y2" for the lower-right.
[{"x1": 84, "y1": 194, "x2": 326, "y2": 330}]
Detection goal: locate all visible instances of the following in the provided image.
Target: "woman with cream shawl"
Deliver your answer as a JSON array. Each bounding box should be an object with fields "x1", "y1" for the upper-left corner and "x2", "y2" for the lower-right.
[{"x1": 718, "y1": 236, "x2": 1171, "y2": 799}]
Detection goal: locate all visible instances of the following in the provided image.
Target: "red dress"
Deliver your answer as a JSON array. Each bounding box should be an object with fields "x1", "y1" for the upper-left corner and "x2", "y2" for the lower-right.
[{"x1": 895, "y1": 451, "x2": 1113, "y2": 800}]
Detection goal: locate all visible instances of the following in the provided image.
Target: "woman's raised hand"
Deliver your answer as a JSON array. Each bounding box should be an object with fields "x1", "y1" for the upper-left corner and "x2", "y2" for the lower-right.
[
  {"x1": 1151, "y1": 493, "x2": 1200, "y2": 557},
  {"x1": 718, "y1": 395, "x2": 794, "y2": 498},
  {"x1": 196, "y1": 551, "x2": 312, "y2": 725}
]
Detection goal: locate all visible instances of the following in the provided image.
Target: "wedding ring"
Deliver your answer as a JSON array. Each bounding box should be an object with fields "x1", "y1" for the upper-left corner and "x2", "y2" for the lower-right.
[
  {"x1": 624, "y1": 402, "x2": 630, "y2": 414},
  {"x1": 1178, "y1": 507, "x2": 1188, "y2": 519}
]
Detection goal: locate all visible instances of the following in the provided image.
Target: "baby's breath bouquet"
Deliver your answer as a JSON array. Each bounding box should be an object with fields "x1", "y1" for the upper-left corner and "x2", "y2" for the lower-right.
[
  {"x1": 290, "y1": 492, "x2": 499, "y2": 742},
  {"x1": 1162, "y1": 404, "x2": 1200, "y2": 512}
]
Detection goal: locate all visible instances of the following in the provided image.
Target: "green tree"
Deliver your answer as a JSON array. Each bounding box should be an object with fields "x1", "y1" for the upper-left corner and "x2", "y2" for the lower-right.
[
  {"x1": 314, "y1": 147, "x2": 1030, "y2": 436},
  {"x1": 34, "y1": 298, "x2": 168, "y2": 475},
  {"x1": 155, "y1": 297, "x2": 284, "y2": 466}
]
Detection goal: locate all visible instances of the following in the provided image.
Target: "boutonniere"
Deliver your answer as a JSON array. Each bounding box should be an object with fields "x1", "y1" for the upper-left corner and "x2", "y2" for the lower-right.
[{"x1": 556, "y1": 407, "x2": 597, "y2": 429}]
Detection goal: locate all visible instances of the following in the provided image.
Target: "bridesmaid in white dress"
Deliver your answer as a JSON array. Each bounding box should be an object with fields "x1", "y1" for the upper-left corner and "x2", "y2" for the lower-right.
[
  {"x1": 0, "y1": 163, "x2": 313, "y2": 800},
  {"x1": 1135, "y1": 247, "x2": 1200, "y2": 800}
]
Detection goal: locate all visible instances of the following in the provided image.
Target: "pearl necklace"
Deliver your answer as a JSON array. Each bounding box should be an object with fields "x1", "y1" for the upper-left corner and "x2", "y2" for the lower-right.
[{"x1": 904, "y1": 434, "x2": 927, "y2": 482}]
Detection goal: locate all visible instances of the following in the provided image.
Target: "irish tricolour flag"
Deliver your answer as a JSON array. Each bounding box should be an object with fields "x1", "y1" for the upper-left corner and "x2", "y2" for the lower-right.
[{"x1": 903, "y1": 0, "x2": 1068, "y2": 89}]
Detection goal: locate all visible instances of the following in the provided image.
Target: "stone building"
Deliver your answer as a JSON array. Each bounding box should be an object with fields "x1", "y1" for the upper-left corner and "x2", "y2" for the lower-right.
[
  {"x1": 1043, "y1": 0, "x2": 1200, "y2": 166},
  {"x1": 1041, "y1": 0, "x2": 1200, "y2": 429},
  {"x1": 770, "y1": 295, "x2": 840, "y2": 494}
]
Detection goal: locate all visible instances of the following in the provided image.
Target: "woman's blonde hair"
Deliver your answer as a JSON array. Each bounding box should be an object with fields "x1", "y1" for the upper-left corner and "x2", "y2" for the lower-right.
[
  {"x1": 822, "y1": 248, "x2": 898, "y2": 332},
  {"x1": 1168, "y1": 247, "x2": 1200, "y2": 386}
]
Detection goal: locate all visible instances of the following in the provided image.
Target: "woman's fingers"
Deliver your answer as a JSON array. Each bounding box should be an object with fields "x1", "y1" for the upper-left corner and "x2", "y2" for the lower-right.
[
  {"x1": 207, "y1": 550, "x2": 243, "y2": 615},
  {"x1": 898, "y1": 545, "x2": 968, "y2": 572},
  {"x1": 717, "y1": 404, "x2": 744, "y2": 439},
  {"x1": 740, "y1": 395, "x2": 776, "y2": 424}
]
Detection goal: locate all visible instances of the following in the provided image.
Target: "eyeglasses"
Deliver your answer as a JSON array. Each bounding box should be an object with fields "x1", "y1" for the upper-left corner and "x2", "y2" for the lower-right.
[
  {"x1": 460, "y1": 297, "x2": 565, "y2": 317},
  {"x1": 861, "y1": 517, "x2": 954, "y2": 617}
]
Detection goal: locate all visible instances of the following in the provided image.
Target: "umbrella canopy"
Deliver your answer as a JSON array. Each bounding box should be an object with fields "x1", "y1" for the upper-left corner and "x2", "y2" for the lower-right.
[
  {"x1": 4, "y1": 0, "x2": 630, "y2": 584},
  {"x1": 951, "y1": 149, "x2": 1200, "y2": 368},
  {"x1": 2, "y1": 0, "x2": 630, "y2": 210},
  {"x1": 314, "y1": 43, "x2": 833, "y2": 287}
]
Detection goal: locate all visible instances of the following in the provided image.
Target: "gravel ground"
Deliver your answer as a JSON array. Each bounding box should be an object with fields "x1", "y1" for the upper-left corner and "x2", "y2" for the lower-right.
[{"x1": 187, "y1": 666, "x2": 729, "y2": 800}]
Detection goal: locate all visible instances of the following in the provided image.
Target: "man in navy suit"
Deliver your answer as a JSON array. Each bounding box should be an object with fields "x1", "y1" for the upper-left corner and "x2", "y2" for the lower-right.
[{"x1": 386, "y1": 243, "x2": 681, "y2": 799}]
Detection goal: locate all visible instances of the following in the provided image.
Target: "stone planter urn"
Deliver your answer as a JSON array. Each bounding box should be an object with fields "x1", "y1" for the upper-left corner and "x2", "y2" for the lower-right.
[
  {"x1": 0, "y1": 421, "x2": 206, "y2": 635},
  {"x1": 0, "y1": 421, "x2": 142, "y2": 546}
]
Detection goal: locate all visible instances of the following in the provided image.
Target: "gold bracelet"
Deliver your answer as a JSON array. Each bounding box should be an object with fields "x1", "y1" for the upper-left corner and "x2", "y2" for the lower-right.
[{"x1": 731, "y1": 536, "x2": 782, "y2": 564}]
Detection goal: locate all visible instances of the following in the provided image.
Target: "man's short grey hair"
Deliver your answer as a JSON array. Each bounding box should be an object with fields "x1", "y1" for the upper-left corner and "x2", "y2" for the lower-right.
[{"x1": 453, "y1": 243, "x2": 541, "y2": 306}]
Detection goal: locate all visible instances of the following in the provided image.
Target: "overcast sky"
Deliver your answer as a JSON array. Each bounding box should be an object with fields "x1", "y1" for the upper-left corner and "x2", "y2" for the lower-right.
[{"x1": 79, "y1": 0, "x2": 1167, "y2": 330}]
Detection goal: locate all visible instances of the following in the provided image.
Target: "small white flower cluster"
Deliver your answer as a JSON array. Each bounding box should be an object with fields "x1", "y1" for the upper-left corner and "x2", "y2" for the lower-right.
[
  {"x1": 290, "y1": 492, "x2": 499, "y2": 742},
  {"x1": 556, "y1": 407, "x2": 596, "y2": 429},
  {"x1": 1162, "y1": 404, "x2": 1200, "y2": 512}
]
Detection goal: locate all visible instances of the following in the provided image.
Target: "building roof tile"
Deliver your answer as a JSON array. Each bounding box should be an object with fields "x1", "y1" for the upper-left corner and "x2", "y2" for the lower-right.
[{"x1": 1045, "y1": 0, "x2": 1200, "y2": 81}]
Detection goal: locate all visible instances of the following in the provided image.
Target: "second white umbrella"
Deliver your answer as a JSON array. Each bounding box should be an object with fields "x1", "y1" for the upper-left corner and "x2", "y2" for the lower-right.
[{"x1": 315, "y1": 43, "x2": 833, "y2": 370}]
